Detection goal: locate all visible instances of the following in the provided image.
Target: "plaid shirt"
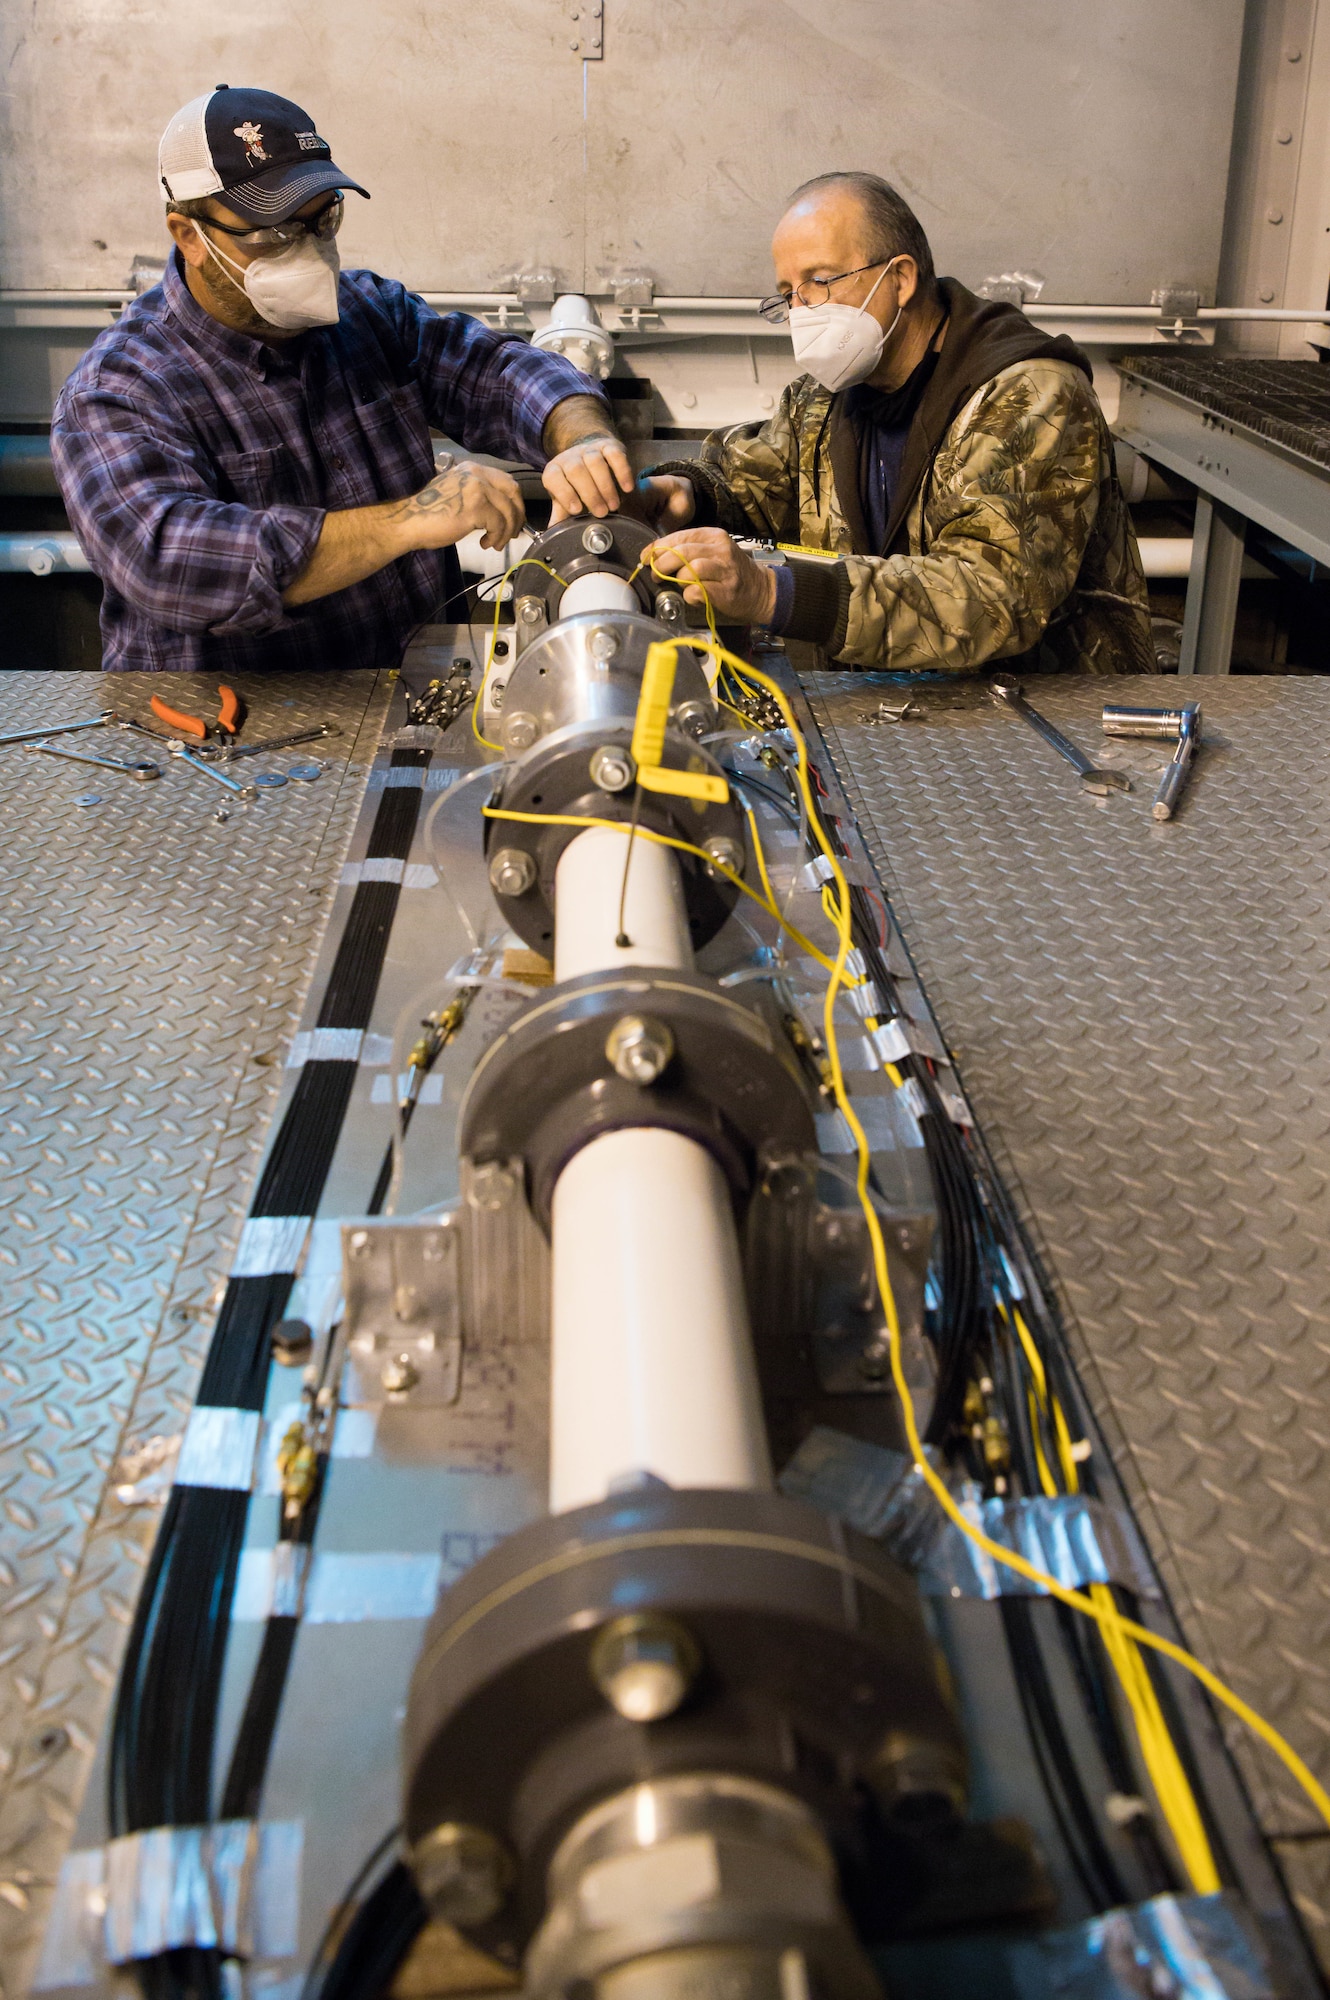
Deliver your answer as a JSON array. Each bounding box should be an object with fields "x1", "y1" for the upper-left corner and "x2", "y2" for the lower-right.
[{"x1": 52, "y1": 253, "x2": 603, "y2": 674}]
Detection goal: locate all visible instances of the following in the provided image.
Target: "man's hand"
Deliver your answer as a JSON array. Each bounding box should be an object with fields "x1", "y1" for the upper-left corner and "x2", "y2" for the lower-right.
[
  {"x1": 543, "y1": 434, "x2": 635, "y2": 521},
  {"x1": 641, "y1": 529, "x2": 778, "y2": 626},
  {"x1": 631, "y1": 474, "x2": 696, "y2": 529},
  {"x1": 391, "y1": 460, "x2": 525, "y2": 552}
]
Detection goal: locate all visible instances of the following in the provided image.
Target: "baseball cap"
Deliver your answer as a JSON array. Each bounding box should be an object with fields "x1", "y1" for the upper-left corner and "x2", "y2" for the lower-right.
[{"x1": 158, "y1": 86, "x2": 369, "y2": 225}]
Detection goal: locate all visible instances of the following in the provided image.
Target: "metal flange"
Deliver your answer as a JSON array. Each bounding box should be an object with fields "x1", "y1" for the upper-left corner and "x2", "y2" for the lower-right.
[
  {"x1": 457, "y1": 966, "x2": 817, "y2": 1227},
  {"x1": 484, "y1": 720, "x2": 745, "y2": 955}
]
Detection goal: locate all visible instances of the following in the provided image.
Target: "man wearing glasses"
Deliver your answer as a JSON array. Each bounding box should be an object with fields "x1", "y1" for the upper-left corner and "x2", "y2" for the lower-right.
[
  {"x1": 52, "y1": 87, "x2": 632, "y2": 673},
  {"x1": 642, "y1": 171, "x2": 1153, "y2": 677}
]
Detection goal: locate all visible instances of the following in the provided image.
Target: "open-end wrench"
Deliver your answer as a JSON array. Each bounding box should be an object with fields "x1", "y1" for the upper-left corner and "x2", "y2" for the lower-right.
[
  {"x1": 989, "y1": 675, "x2": 1132, "y2": 796},
  {"x1": 25, "y1": 742, "x2": 161, "y2": 781},
  {"x1": 223, "y1": 722, "x2": 341, "y2": 761},
  {"x1": 0, "y1": 711, "x2": 114, "y2": 748},
  {"x1": 172, "y1": 745, "x2": 258, "y2": 799}
]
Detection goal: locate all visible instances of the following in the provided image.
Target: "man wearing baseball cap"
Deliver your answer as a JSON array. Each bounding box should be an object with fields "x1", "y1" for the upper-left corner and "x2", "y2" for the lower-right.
[{"x1": 51, "y1": 87, "x2": 633, "y2": 673}]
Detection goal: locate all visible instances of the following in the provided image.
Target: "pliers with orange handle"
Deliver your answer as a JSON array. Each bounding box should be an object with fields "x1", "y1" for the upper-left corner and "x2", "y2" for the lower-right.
[{"x1": 148, "y1": 684, "x2": 247, "y2": 745}]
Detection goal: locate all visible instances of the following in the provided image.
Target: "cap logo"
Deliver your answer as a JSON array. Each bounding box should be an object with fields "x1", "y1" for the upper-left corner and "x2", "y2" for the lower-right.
[
  {"x1": 233, "y1": 120, "x2": 268, "y2": 164},
  {"x1": 296, "y1": 131, "x2": 327, "y2": 153}
]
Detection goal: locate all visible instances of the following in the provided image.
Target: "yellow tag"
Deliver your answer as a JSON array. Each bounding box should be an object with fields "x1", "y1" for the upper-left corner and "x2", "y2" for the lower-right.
[
  {"x1": 630, "y1": 642, "x2": 730, "y2": 806},
  {"x1": 775, "y1": 542, "x2": 840, "y2": 562},
  {"x1": 631, "y1": 641, "x2": 678, "y2": 772},
  {"x1": 637, "y1": 764, "x2": 731, "y2": 804}
]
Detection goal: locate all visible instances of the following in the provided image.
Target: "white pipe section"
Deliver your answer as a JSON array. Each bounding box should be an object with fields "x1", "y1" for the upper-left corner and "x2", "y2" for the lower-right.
[
  {"x1": 554, "y1": 826, "x2": 693, "y2": 982},
  {"x1": 557, "y1": 572, "x2": 639, "y2": 618},
  {"x1": 549, "y1": 1126, "x2": 773, "y2": 1511}
]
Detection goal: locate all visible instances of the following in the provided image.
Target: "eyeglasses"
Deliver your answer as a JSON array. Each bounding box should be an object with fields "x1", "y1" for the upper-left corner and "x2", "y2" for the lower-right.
[
  {"x1": 202, "y1": 194, "x2": 344, "y2": 251},
  {"x1": 758, "y1": 260, "x2": 890, "y2": 324}
]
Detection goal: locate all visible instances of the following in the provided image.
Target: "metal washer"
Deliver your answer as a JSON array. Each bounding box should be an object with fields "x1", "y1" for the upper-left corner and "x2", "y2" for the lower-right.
[{"x1": 253, "y1": 771, "x2": 289, "y2": 788}]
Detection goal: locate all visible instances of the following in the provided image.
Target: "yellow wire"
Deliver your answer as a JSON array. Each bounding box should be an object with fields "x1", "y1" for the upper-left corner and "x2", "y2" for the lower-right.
[
  {"x1": 470, "y1": 557, "x2": 569, "y2": 753},
  {"x1": 681, "y1": 634, "x2": 1330, "y2": 1843}
]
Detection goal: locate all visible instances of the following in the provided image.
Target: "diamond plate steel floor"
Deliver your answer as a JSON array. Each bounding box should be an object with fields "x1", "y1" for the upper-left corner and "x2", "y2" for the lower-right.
[
  {"x1": 805, "y1": 669, "x2": 1330, "y2": 1962},
  {"x1": 0, "y1": 672, "x2": 389, "y2": 1995}
]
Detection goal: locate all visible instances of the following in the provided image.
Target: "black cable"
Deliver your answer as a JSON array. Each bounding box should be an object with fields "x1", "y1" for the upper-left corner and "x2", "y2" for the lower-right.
[
  {"x1": 1001, "y1": 1596, "x2": 1131, "y2": 1911},
  {"x1": 303, "y1": 1860, "x2": 426, "y2": 2000}
]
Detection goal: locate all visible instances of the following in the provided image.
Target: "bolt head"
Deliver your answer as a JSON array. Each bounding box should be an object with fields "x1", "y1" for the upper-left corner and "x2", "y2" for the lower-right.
[
  {"x1": 516, "y1": 595, "x2": 545, "y2": 627},
  {"x1": 858, "y1": 1337, "x2": 892, "y2": 1382},
  {"x1": 502, "y1": 710, "x2": 539, "y2": 752},
  {"x1": 703, "y1": 834, "x2": 745, "y2": 879},
  {"x1": 605, "y1": 1013, "x2": 674, "y2": 1085},
  {"x1": 590, "y1": 1613, "x2": 700, "y2": 1722},
  {"x1": 673, "y1": 698, "x2": 711, "y2": 740},
  {"x1": 582, "y1": 522, "x2": 615, "y2": 555},
  {"x1": 489, "y1": 846, "x2": 537, "y2": 897},
  {"x1": 655, "y1": 590, "x2": 685, "y2": 625},
  {"x1": 587, "y1": 623, "x2": 621, "y2": 661},
  {"x1": 381, "y1": 1352, "x2": 419, "y2": 1395},
  {"x1": 589, "y1": 744, "x2": 635, "y2": 793},
  {"x1": 412, "y1": 1822, "x2": 514, "y2": 1925},
  {"x1": 271, "y1": 1318, "x2": 314, "y2": 1366}
]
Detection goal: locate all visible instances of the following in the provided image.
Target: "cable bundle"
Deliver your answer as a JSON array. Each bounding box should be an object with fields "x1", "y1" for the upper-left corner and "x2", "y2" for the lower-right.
[{"x1": 108, "y1": 744, "x2": 438, "y2": 2000}]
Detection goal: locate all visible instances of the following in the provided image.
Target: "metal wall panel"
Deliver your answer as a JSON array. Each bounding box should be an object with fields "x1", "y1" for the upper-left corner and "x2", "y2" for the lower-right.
[{"x1": 0, "y1": 1, "x2": 1244, "y2": 300}]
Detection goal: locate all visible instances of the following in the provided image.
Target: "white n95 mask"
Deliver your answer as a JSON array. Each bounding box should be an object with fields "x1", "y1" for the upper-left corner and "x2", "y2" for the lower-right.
[
  {"x1": 198, "y1": 227, "x2": 342, "y2": 331},
  {"x1": 788, "y1": 260, "x2": 902, "y2": 394}
]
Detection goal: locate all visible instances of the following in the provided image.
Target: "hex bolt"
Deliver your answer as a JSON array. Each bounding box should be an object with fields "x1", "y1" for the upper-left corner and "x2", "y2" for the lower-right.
[
  {"x1": 515, "y1": 595, "x2": 545, "y2": 627},
  {"x1": 590, "y1": 1612, "x2": 701, "y2": 1722},
  {"x1": 587, "y1": 623, "x2": 621, "y2": 661},
  {"x1": 589, "y1": 744, "x2": 635, "y2": 793},
  {"x1": 582, "y1": 523, "x2": 615, "y2": 555},
  {"x1": 489, "y1": 847, "x2": 537, "y2": 897},
  {"x1": 502, "y1": 710, "x2": 539, "y2": 752},
  {"x1": 411, "y1": 1821, "x2": 515, "y2": 1925},
  {"x1": 655, "y1": 590, "x2": 685, "y2": 625},
  {"x1": 381, "y1": 1352, "x2": 419, "y2": 1395},
  {"x1": 673, "y1": 699, "x2": 710, "y2": 740},
  {"x1": 703, "y1": 834, "x2": 745, "y2": 879},
  {"x1": 605, "y1": 1013, "x2": 675, "y2": 1085}
]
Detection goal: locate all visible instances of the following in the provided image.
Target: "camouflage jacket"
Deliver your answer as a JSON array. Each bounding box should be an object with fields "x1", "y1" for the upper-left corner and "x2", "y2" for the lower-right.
[{"x1": 653, "y1": 281, "x2": 1155, "y2": 677}]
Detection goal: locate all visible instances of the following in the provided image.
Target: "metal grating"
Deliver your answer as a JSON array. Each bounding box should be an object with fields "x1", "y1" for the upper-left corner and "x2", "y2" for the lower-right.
[
  {"x1": 1121, "y1": 355, "x2": 1330, "y2": 472},
  {"x1": 0, "y1": 670, "x2": 389, "y2": 1996},
  {"x1": 804, "y1": 668, "x2": 1330, "y2": 1963}
]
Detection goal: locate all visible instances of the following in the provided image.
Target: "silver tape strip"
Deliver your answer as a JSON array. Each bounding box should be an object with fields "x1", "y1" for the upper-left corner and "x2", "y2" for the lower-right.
[
  {"x1": 814, "y1": 1098, "x2": 901, "y2": 1156},
  {"x1": 383, "y1": 766, "x2": 425, "y2": 789},
  {"x1": 1024, "y1": 1890, "x2": 1276, "y2": 2000},
  {"x1": 232, "y1": 1548, "x2": 442, "y2": 1624},
  {"x1": 232, "y1": 1214, "x2": 311, "y2": 1278},
  {"x1": 76, "y1": 1821, "x2": 303, "y2": 1972},
  {"x1": 872, "y1": 1018, "x2": 912, "y2": 1063},
  {"x1": 779, "y1": 1427, "x2": 1159, "y2": 1600},
  {"x1": 269, "y1": 1542, "x2": 312, "y2": 1619},
  {"x1": 896, "y1": 1076, "x2": 929, "y2": 1121},
  {"x1": 174, "y1": 1407, "x2": 262, "y2": 1492},
  {"x1": 339, "y1": 858, "x2": 437, "y2": 888}
]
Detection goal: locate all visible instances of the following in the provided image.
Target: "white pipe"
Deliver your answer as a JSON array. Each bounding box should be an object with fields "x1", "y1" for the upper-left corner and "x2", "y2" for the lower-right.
[
  {"x1": 549, "y1": 1126, "x2": 773, "y2": 1512},
  {"x1": 554, "y1": 825, "x2": 693, "y2": 981},
  {"x1": 557, "y1": 572, "x2": 638, "y2": 619}
]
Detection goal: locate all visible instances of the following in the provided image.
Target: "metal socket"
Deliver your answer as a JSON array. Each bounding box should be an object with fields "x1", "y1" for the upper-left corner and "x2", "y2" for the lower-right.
[
  {"x1": 489, "y1": 847, "x2": 537, "y2": 897},
  {"x1": 605, "y1": 1013, "x2": 675, "y2": 1085},
  {"x1": 589, "y1": 1612, "x2": 701, "y2": 1722}
]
